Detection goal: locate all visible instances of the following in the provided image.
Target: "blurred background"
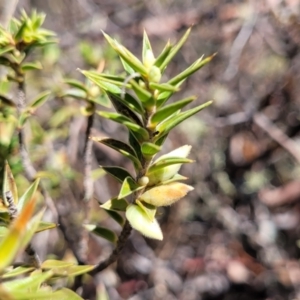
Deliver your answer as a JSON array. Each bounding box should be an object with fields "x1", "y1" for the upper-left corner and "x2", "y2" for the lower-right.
[{"x1": 1, "y1": 0, "x2": 300, "y2": 299}]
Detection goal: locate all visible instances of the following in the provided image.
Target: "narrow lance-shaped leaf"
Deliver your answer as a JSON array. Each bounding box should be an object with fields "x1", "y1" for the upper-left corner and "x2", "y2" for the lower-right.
[
  {"x1": 64, "y1": 78, "x2": 88, "y2": 92},
  {"x1": 149, "y1": 82, "x2": 179, "y2": 92},
  {"x1": 101, "y1": 166, "x2": 133, "y2": 183},
  {"x1": 21, "y1": 61, "x2": 43, "y2": 71},
  {"x1": 97, "y1": 111, "x2": 149, "y2": 142},
  {"x1": 141, "y1": 142, "x2": 161, "y2": 157},
  {"x1": 168, "y1": 54, "x2": 216, "y2": 86},
  {"x1": 0, "y1": 196, "x2": 36, "y2": 271},
  {"x1": 159, "y1": 27, "x2": 192, "y2": 71},
  {"x1": 92, "y1": 137, "x2": 142, "y2": 169},
  {"x1": 3, "y1": 161, "x2": 18, "y2": 206},
  {"x1": 118, "y1": 176, "x2": 144, "y2": 199},
  {"x1": 104, "y1": 210, "x2": 125, "y2": 226},
  {"x1": 130, "y1": 79, "x2": 154, "y2": 108},
  {"x1": 17, "y1": 178, "x2": 40, "y2": 210},
  {"x1": 0, "y1": 94, "x2": 15, "y2": 107},
  {"x1": 106, "y1": 92, "x2": 143, "y2": 126},
  {"x1": 101, "y1": 197, "x2": 128, "y2": 212},
  {"x1": 155, "y1": 101, "x2": 213, "y2": 140},
  {"x1": 102, "y1": 32, "x2": 148, "y2": 75},
  {"x1": 84, "y1": 224, "x2": 117, "y2": 243},
  {"x1": 28, "y1": 91, "x2": 51, "y2": 111},
  {"x1": 150, "y1": 96, "x2": 195, "y2": 126},
  {"x1": 154, "y1": 40, "x2": 172, "y2": 69},
  {"x1": 106, "y1": 91, "x2": 144, "y2": 115},
  {"x1": 126, "y1": 204, "x2": 163, "y2": 240},
  {"x1": 142, "y1": 30, "x2": 154, "y2": 68}
]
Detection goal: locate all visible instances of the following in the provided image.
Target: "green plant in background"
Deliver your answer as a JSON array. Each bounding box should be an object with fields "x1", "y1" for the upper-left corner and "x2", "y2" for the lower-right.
[{"x1": 0, "y1": 9, "x2": 214, "y2": 299}]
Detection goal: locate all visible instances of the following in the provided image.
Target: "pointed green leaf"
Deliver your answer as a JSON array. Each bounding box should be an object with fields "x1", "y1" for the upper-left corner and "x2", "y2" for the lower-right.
[
  {"x1": 104, "y1": 210, "x2": 125, "y2": 226},
  {"x1": 142, "y1": 31, "x2": 154, "y2": 68},
  {"x1": 96, "y1": 111, "x2": 149, "y2": 141},
  {"x1": 118, "y1": 176, "x2": 144, "y2": 199},
  {"x1": 155, "y1": 101, "x2": 212, "y2": 139},
  {"x1": 0, "y1": 94, "x2": 15, "y2": 107},
  {"x1": 103, "y1": 32, "x2": 147, "y2": 75},
  {"x1": 141, "y1": 142, "x2": 161, "y2": 157},
  {"x1": 128, "y1": 130, "x2": 142, "y2": 161},
  {"x1": 102, "y1": 166, "x2": 133, "y2": 183},
  {"x1": 84, "y1": 224, "x2": 117, "y2": 243},
  {"x1": 160, "y1": 27, "x2": 192, "y2": 71},
  {"x1": 3, "y1": 270, "x2": 53, "y2": 292},
  {"x1": 150, "y1": 96, "x2": 195, "y2": 125},
  {"x1": 0, "y1": 46, "x2": 14, "y2": 57},
  {"x1": 120, "y1": 57, "x2": 135, "y2": 74},
  {"x1": 126, "y1": 204, "x2": 162, "y2": 240},
  {"x1": 160, "y1": 173, "x2": 188, "y2": 185},
  {"x1": 101, "y1": 198, "x2": 128, "y2": 212},
  {"x1": 0, "y1": 197, "x2": 37, "y2": 271},
  {"x1": 136, "y1": 200, "x2": 157, "y2": 222},
  {"x1": 149, "y1": 82, "x2": 179, "y2": 92},
  {"x1": 130, "y1": 79, "x2": 154, "y2": 107},
  {"x1": 28, "y1": 91, "x2": 50, "y2": 110},
  {"x1": 18, "y1": 178, "x2": 40, "y2": 210},
  {"x1": 2, "y1": 266, "x2": 35, "y2": 279},
  {"x1": 106, "y1": 92, "x2": 143, "y2": 126},
  {"x1": 61, "y1": 88, "x2": 87, "y2": 99},
  {"x1": 41, "y1": 260, "x2": 74, "y2": 269},
  {"x1": 92, "y1": 137, "x2": 141, "y2": 169},
  {"x1": 21, "y1": 61, "x2": 43, "y2": 71},
  {"x1": 148, "y1": 157, "x2": 193, "y2": 173},
  {"x1": 35, "y1": 221, "x2": 57, "y2": 233},
  {"x1": 168, "y1": 54, "x2": 215, "y2": 86},
  {"x1": 154, "y1": 41, "x2": 172, "y2": 69},
  {"x1": 64, "y1": 79, "x2": 88, "y2": 92},
  {"x1": 3, "y1": 161, "x2": 18, "y2": 206}
]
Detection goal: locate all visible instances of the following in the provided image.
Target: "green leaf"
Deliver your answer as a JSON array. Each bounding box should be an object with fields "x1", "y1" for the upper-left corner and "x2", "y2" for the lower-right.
[
  {"x1": 130, "y1": 79, "x2": 154, "y2": 108},
  {"x1": 0, "y1": 94, "x2": 15, "y2": 107},
  {"x1": 160, "y1": 173, "x2": 188, "y2": 185},
  {"x1": 17, "y1": 178, "x2": 40, "y2": 210},
  {"x1": 149, "y1": 82, "x2": 179, "y2": 92},
  {"x1": 3, "y1": 270, "x2": 53, "y2": 292},
  {"x1": 118, "y1": 176, "x2": 144, "y2": 199},
  {"x1": 0, "y1": 46, "x2": 14, "y2": 57},
  {"x1": 92, "y1": 137, "x2": 141, "y2": 169},
  {"x1": 160, "y1": 27, "x2": 191, "y2": 71},
  {"x1": 136, "y1": 200, "x2": 157, "y2": 222},
  {"x1": 126, "y1": 204, "x2": 162, "y2": 240},
  {"x1": 3, "y1": 161, "x2": 18, "y2": 206},
  {"x1": 0, "y1": 196, "x2": 37, "y2": 271},
  {"x1": 128, "y1": 130, "x2": 142, "y2": 161},
  {"x1": 64, "y1": 79, "x2": 88, "y2": 92},
  {"x1": 41, "y1": 260, "x2": 74, "y2": 269},
  {"x1": 148, "y1": 157, "x2": 193, "y2": 173},
  {"x1": 84, "y1": 224, "x2": 117, "y2": 243},
  {"x1": 36, "y1": 221, "x2": 57, "y2": 233},
  {"x1": 106, "y1": 92, "x2": 143, "y2": 126},
  {"x1": 120, "y1": 57, "x2": 135, "y2": 74},
  {"x1": 96, "y1": 111, "x2": 149, "y2": 142},
  {"x1": 150, "y1": 96, "x2": 195, "y2": 125},
  {"x1": 104, "y1": 210, "x2": 125, "y2": 226},
  {"x1": 102, "y1": 166, "x2": 133, "y2": 183},
  {"x1": 102, "y1": 32, "x2": 147, "y2": 75},
  {"x1": 101, "y1": 197, "x2": 128, "y2": 212},
  {"x1": 154, "y1": 41, "x2": 172, "y2": 69},
  {"x1": 21, "y1": 61, "x2": 42, "y2": 71},
  {"x1": 141, "y1": 142, "x2": 161, "y2": 157},
  {"x1": 28, "y1": 91, "x2": 51, "y2": 110},
  {"x1": 2, "y1": 266, "x2": 35, "y2": 279},
  {"x1": 61, "y1": 88, "x2": 87, "y2": 99},
  {"x1": 168, "y1": 54, "x2": 215, "y2": 86},
  {"x1": 106, "y1": 92, "x2": 144, "y2": 115},
  {"x1": 155, "y1": 101, "x2": 212, "y2": 140},
  {"x1": 142, "y1": 30, "x2": 152, "y2": 61}
]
